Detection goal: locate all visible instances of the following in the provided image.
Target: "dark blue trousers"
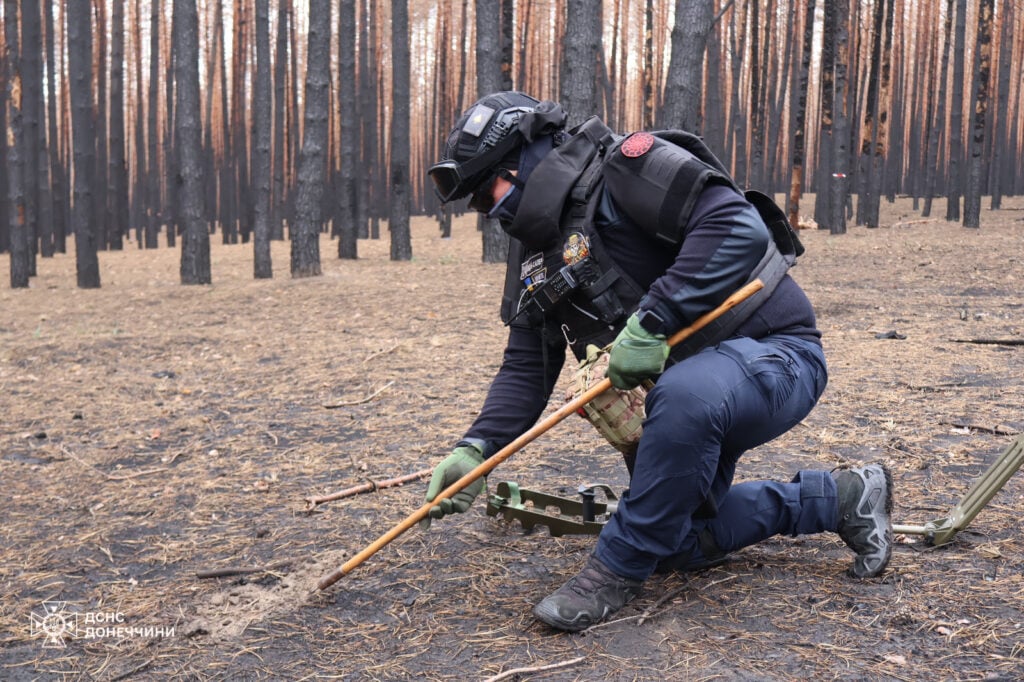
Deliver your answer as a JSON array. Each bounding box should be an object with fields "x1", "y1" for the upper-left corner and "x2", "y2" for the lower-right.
[{"x1": 595, "y1": 335, "x2": 836, "y2": 581}]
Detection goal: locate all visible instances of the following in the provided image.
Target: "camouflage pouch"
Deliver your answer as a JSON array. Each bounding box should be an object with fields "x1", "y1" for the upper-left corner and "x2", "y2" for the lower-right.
[{"x1": 565, "y1": 344, "x2": 650, "y2": 466}]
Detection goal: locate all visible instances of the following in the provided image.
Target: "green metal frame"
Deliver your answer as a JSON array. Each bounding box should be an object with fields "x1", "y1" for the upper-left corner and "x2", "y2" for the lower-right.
[
  {"x1": 894, "y1": 434, "x2": 1024, "y2": 546},
  {"x1": 486, "y1": 481, "x2": 618, "y2": 536}
]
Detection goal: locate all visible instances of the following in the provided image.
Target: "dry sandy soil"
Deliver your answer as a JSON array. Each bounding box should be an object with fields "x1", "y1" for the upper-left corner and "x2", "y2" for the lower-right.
[{"x1": 2, "y1": 195, "x2": 1023, "y2": 681}]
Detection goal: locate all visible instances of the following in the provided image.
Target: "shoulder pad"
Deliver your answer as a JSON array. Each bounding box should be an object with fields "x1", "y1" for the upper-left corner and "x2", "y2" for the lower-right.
[{"x1": 603, "y1": 134, "x2": 729, "y2": 244}]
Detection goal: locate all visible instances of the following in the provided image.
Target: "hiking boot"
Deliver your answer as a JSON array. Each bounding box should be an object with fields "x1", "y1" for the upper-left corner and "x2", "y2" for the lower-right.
[
  {"x1": 533, "y1": 555, "x2": 642, "y2": 632},
  {"x1": 833, "y1": 464, "x2": 894, "y2": 578}
]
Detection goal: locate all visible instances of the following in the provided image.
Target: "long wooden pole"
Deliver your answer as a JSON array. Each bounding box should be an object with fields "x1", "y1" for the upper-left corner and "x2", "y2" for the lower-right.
[{"x1": 318, "y1": 279, "x2": 765, "y2": 590}]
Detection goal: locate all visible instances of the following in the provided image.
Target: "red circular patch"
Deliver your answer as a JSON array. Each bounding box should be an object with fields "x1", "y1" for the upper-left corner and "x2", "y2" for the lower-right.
[{"x1": 621, "y1": 132, "x2": 655, "y2": 158}]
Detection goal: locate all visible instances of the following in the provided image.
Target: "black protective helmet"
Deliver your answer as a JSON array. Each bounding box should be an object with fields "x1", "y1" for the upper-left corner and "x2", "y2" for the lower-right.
[{"x1": 428, "y1": 92, "x2": 542, "y2": 205}]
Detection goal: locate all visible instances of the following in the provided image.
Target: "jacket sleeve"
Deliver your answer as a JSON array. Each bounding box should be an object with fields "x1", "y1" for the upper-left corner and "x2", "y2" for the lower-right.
[
  {"x1": 639, "y1": 183, "x2": 771, "y2": 334},
  {"x1": 461, "y1": 324, "x2": 566, "y2": 458}
]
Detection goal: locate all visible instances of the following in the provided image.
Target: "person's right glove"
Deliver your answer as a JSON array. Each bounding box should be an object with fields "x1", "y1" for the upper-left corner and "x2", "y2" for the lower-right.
[
  {"x1": 606, "y1": 313, "x2": 669, "y2": 389},
  {"x1": 421, "y1": 443, "x2": 486, "y2": 529}
]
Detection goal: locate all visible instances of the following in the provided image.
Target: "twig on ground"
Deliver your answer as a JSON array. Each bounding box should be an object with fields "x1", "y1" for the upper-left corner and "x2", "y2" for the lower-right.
[
  {"x1": 940, "y1": 421, "x2": 1019, "y2": 436},
  {"x1": 304, "y1": 468, "x2": 433, "y2": 511},
  {"x1": 950, "y1": 338, "x2": 1024, "y2": 346},
  {"x1": 637, "y1": 580, "x2": 691, "y2": 626},
  {"x1": 322, "y1": 381, "x2": 395, "y2": 408},
  {"x1": 60, "y1": 444, "x2": 167, "y2": 481},
  {"x1": 196, "y1": 559, "x2": 293, "y2": 579},
  {"x1": 482, "y1": 656, "x2": 586, "y2": 682},
  {"x1": 363, "y1": 342, "x2": 404, "y2": 364}
]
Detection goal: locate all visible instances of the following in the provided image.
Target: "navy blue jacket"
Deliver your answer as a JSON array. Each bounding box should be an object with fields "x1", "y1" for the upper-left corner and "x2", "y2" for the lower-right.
[{"x1": 461, "y1": 181, "x2": 820, "y2": 458}]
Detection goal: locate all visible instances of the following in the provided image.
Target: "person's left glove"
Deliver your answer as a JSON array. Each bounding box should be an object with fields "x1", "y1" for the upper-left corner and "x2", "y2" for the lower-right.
[
  {"x1": 607, "y1": 313, "x2": 670, "y2": 389},
  {"x1": 421, "y1": 443, "x2": 486, "y2": 529}
]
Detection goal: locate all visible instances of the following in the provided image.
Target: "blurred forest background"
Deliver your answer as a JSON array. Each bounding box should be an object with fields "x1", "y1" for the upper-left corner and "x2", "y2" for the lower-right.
[{"x1": 2, "y1": 0, "x2": 1022, "y2": 288}]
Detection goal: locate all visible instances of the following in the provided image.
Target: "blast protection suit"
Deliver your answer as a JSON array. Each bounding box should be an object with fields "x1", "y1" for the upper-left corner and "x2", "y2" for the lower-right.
[{"x1": 459, "y1": 114, "x2": 840, "y2": 580}]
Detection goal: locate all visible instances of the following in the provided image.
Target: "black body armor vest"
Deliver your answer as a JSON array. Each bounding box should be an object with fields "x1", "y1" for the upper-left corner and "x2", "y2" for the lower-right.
[{"x1": 500, "y1": 117, "x2": 804, "y2": 362}]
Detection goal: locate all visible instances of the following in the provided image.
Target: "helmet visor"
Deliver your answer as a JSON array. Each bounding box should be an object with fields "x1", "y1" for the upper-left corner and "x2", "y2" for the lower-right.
[{"x1": 427, "y1": 161, "x2": 466, "y2": 203}]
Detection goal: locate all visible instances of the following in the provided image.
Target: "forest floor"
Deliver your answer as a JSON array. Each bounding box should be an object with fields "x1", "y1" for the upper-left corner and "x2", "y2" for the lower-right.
[{"x1": 2, "y1": 195, "x2": 1023, "y2": 682}]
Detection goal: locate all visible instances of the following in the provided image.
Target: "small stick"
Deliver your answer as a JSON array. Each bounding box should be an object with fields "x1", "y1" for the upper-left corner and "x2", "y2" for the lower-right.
[
  {"x1": 304, "y1": 468, "x2": 433, "y2": 511},
  {"x1": 950, "y1": 338, "x2": 1024, "y2": 346},
  {"x1": 363, "y1": 342, "x2": 404, "y2": 364},
  {"x1": 482, "y1": 656, "x2": 586, "y2": 682},
  {"x1": 196, "y1": 559, "x2": 292, "y2": 579},
  {"x1": 322, "y1": 381, "x2": 395, "y2": 409},
  {"x1": 940, "y1": 421, "x2": 1019, "y2": 436},
  {"x1": 61, "y1": 444, "x2": 167, "y2": 481}
]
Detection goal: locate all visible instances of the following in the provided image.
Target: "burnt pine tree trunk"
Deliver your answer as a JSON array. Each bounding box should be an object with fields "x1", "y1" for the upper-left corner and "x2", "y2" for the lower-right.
[
  {"x1": 477, "y1": 0, "x2": 507, "y2": 263},
  {"x1": 356, "y1": 0, "x2": 375, "y2": 240},
  {"x1": 661, "y1": 0, "x2": 713, "y2": 132},
  {"x1": 253, "y1": 0, "x2": 273, "y2": 277},
  {"x1": 963, "y1": 0, "x2": 994, "y2": 229},
  {"x1": 989, "y1": 0, "x2": 1013, "y2": 209},
  {"x1": 68, "y1": 0, "x2": 100, "y2": 288},
  {"x1": 290, "y1": 0, "x2": 330, "y2": 277},
  {"x1": 788, "y1": 0, "x2": 816, "y2": 228},
  {"x1": 946, "y1": 0, "x2": 967, "y2": 221},
  {"x1": 867, "y1": 0, "x2": 895, "y2": 226},
  {"x1": 174, "y1": 0, "x2": 210, "y2": 284},
  {"x1": 109, "y1": 0, "x2": 129, "y2": 250},
  {"x1": 44, "y1": 0, "x2": 67, "y2": 253},
  {"x1": 272, "y1": 0, "x2": 288, "y2": 239},
  {"x1": 828, "y1": 0, "x2": 850, "y2": 235},
  {"x1": 336, "y1": 0, "x2": 358, "y2": 259},
  {"x1": 5, "y1": 0, "x2": 30, "y2": 287},
  {"x1": 389, "y1": 0, "x2": 412, "y2": 261},
  {"x1": 856, "y1": 0, "x2": 884, "y2": 226},
  {"x1": 22, "y1": 0, "x2": 43, "y2": 268},
  {"x1": 94, "y1": 0, "x2": 108, "y2": 249},
  {"x1": 923, "y1": 0, "x2": 954, "y2": 218},
  {"x1": 146, "y1": 0, "x2": 162, "y2": 248},
  {"x1": 561, "y1": 0, "x2": 601, "y2": 128},
  {"x1": 814, "y1": 0, "x2": 837, "y2": 227},
  {"x1": 0, "y1": 50, "x2": 8, "y2": 254}
]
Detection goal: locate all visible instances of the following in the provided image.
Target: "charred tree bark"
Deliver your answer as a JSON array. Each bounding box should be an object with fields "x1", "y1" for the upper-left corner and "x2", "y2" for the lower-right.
[
  {"x1": 788, "y1": 0, "x2": 816, "y2": 228},
  {"x1": 68, "y1": 0, "x2": 100, "y2": 287},
  {"x1": 946, "y1": 0, "x2": 967, "y2": 222},
  {"x1": 44, "y1": 0, "x2": 67, "y2": 253},
  {"x1": 109, "y1": 0, "x2": 128, "y2": 250},
  {"x1": 964, "y1": 0, "x2": 994, "y2": 228},
  {"x1": 814, "y1": 0, "x2": 837, "y2": 227},
  {"x1": 272, "y1": 0, "x2": 288, "y2": 239},
  {"x1": 389, "y1": 0, "x2": 412, "y2": 261},
  {"x1": 22, "y1": 0, "x2": 43, "y2": 267},
  {"x1": 173, "y1": 0, "x2": 210, "y2": 284},
  {"x1": 560, "y1": 0, "x2": 601, "y2": 128},
  {"x1": 989, "y1": 0, "x2": 1013, "y2": 209},
  {"x1": 828, "y1": 0, "x2": 850, "y2": 235},
  {"x1": 93, "y1": 0, "x2": 108, "y2": 249},
  {"x1": 661, "y1": 0, "x2": 713, "y2": 132},
  {"x1": 5, "y1": 0, "x2": 30, "y2": 287},
  {"x1": 290, "y1": 0, "x2": 330, "y2": 277},
  {"x1": 145, "y1": 0, "x2": 162, "y2": 248},
  {"x1": 253, "y1": 0, "x2": 273, "y2": 277},
  {"x1": 336, "y1": 0, "x2": 358, "y2": 259},
  {"x1": 477, "y1": 0, "x2": 508, "y2": 263},
  {"x1": 924, "y1": 0, "x2": 954, "y2": 218}
]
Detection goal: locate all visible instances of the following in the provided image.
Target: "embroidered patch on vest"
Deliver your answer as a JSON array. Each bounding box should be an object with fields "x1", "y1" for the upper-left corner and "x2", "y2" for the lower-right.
[
  {"x1": 563, "y1": 232, "x2": 591, "y2": 265},
  {"x1": 620, "y1": 132, "x2": 655, "y2": 158},
  {"x1": 520, "y1": 251, "x2": 546, "y2": 291}
]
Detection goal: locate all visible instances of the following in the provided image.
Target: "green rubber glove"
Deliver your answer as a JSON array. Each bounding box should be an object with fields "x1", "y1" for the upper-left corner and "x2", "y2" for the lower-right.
[
  {"x1": 607, "y1": 313, "x2": 670, "y2": 390},
  {"x1": 421, "y1": 444, "x2": 486, "y2": 529}
]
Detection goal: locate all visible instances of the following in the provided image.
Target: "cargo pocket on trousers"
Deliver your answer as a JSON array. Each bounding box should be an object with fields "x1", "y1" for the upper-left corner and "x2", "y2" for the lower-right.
[{"x1": 748, "y1": 351, "x2": 799, "y2": 416}]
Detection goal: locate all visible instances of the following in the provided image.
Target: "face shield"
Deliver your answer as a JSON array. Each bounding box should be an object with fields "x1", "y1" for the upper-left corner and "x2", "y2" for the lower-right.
[{"x1": 428, "y1": 105, "x2": 535, "y2": 205}]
